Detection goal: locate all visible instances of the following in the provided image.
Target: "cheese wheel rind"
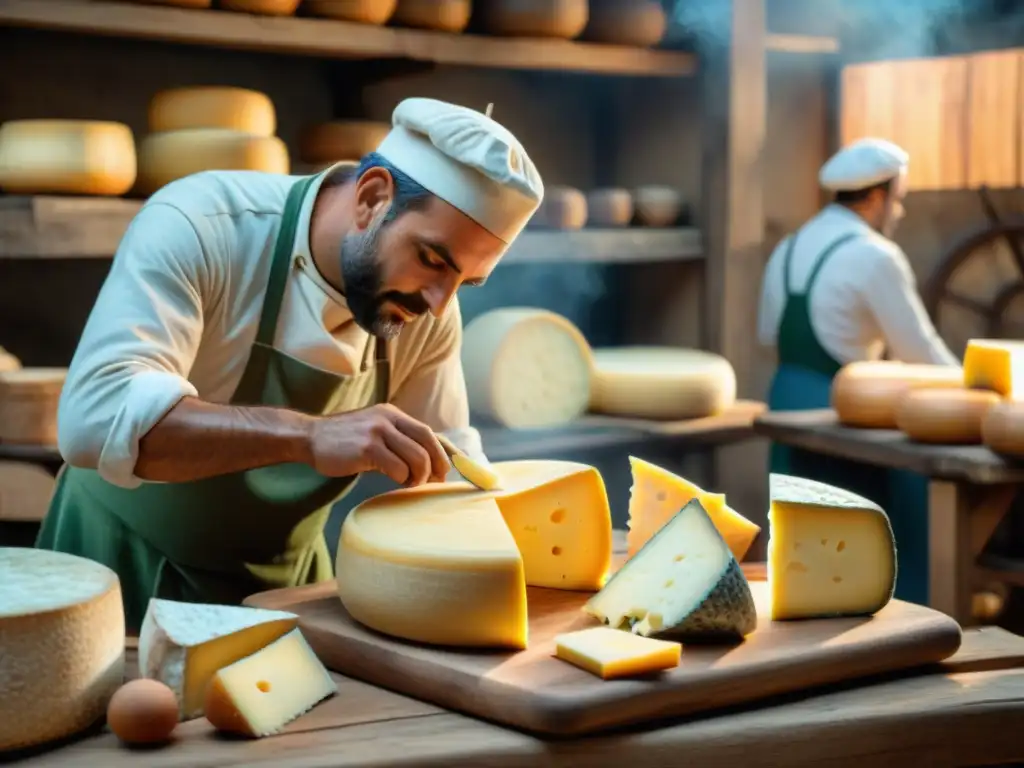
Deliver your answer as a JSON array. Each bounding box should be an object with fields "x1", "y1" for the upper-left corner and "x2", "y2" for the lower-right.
[
  {"x1": 0, "y1": 548, "x2": 126, "y2": 751},
  {"x1": 895, "y1": 388, "x2": 1000, "y2": 445},
  {"x1": 981, "y1": 400, "x2": 1024, "y2": 458},
  {"x1": 392, "y1": 0, "x2": 472, "y2": 32},
  {"x1": 831, "y1": 361, "x2": 964, "y2": 429},
  {"x1": 148, "y1": 87, "x2": 277, "y2": 136}
]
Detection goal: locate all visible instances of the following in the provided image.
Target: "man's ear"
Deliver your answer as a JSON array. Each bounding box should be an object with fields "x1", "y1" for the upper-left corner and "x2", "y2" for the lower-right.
[{"x1": 353, "y1": 166, "x2": 395, "y2": 230}]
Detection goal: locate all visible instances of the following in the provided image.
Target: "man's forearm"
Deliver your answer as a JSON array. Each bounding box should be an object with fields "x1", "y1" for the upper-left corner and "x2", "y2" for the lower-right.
[{"x1": 134, "y1": 396, "x2": 316, "y2": 482}]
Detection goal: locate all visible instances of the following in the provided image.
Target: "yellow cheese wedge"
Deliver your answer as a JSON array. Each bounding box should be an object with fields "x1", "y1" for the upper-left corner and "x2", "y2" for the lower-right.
[
  {"x1": 204, "y1": 629, "x2": 336, "y2": 737},
  {"x1": 626, "y1": 456, "x2": 760, "y2": 561},
  {"x1": 767, "y1": 474, "x2": 896, "y2": 620},
  {"x1": 554, "y1": 627, "x2": 681, "y2": 680},
  {"x1": 964, "y1": 339, "x2": 1024, "y2": 399}
]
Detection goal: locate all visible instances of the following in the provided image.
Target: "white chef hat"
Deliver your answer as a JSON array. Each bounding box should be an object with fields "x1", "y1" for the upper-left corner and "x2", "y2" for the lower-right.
[
  {"x1": 818, "y1": 138, "x2": 909, "y2": 192},
  {"x1": 374, "y1": 97, "x2": 544, "y2": 245}
]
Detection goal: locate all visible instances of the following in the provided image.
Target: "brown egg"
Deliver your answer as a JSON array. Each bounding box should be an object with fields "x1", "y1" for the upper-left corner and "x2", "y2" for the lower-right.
[{"x1": 107, "y1": 678, "x2": 180, "y2": 745}]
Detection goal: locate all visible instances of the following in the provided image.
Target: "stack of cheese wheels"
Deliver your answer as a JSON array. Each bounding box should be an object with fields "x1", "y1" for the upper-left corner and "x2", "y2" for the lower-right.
[
  {"x1": 392, "y1": 0, "x2": 472, "y2": 32},
  {"x1": 136, "y1": 86, "x2": 289, "y2": 196},
  {"x1": 527, "y1": 185, "x2": 588, "y2": 230},
  {"x1": 589, "y1": 346, "x2": 737, "y2": 421},
  {"x1": 960, "y1": 338, "x2": 1024, "y2": 457},
  {"x1": 304, "y1": 0, "x2": 398, "y2": 24},
  {"x1": 831, "y1": 360, "x2": 963, "y2": 429},
  {"x1": 461, "y1": 308, "x2": 594, "y2": 429},
  {"x1": 297, "y1": 120, "x2": 391, "y2": 172},
  {"x1": 477, "y1": 0, "x2": 589, "y2": 39}
]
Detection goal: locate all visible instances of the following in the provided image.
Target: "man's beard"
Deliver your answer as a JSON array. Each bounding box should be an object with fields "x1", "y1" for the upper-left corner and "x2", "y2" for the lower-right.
[{"x1": 339, "y1": 213, "x2": 429, "y2": 339}]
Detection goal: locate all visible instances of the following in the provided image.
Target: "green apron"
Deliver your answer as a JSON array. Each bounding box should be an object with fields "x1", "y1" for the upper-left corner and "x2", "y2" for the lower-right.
[{"x1": 36, "y1": 174, "x2": 390, "y2": 631}]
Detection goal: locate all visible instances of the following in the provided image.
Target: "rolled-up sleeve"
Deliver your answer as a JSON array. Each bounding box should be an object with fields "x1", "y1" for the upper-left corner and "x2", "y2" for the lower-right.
[{"x1": 57, "y1": 203, "x2": 210, "y2": 488}]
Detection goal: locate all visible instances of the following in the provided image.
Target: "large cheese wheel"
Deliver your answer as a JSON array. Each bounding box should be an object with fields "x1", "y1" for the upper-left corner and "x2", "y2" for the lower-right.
[
  {"x1": 0, "y1": 120, "x2": 137, "y2": 197},
  {"x1": 477, "y1": 0, "x2": 589, "y2": 39},
  {"x1": 298, "y1": 121, "x2": 391, "y2": 164},
  {"x1": 136, "y1": 129, "x2": 290, "y2": 195},
  {"x1": 461, "y1": 308, "x2": 593, "y2": 429},
  {"x1": 582, "y1": 0, "x2": 667, "y2": 47},
  {"x1": 0, "y1": 368, "x2": 67, "y2": 445},
  {"x1": 302, "y1": 0, "x2": 398, "y2": 23},
  {"x1": 219, "y1": 0, "x2": 301, "y2": 14},
  {"x1": 589, "y1": 346, "x2": 737, "y2": 420},
  {"x1": 392, "y1": 0, "x2": 472, "y2": 32},
  {"x1": 527, "y1": 185, "x2": 587, "y2": 230},
  {"x1": 895, "y1": 388, "x2": 1000, "y2": 444},
  {"x1": 831, "y1": 361, "x2": 964, "y2": 429},
  {"x1": 148, "y1": 87, "x2": 277, "y2": 136},
  {"x1": 0, "y1": 548, "x2": 126, "y2": 751},
  {"x1": 981, "y1": 401, "x2": 1024, "y2": 458}
]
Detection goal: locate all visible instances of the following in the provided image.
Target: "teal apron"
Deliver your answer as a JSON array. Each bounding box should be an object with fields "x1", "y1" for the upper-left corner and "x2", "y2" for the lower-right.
[
  {"x1": 36, "y1": 174, "x2": 390, "y2": 631},
  {"x1": 766, "y1": 231, "x2": 929, "y2": 604}
]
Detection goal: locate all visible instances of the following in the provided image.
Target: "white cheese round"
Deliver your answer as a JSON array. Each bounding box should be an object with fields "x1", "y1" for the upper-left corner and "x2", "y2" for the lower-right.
[
  {"x1": 0, "y1": 548, "x2": 126, "y2": 751},
  {"x1": 895, "y1": 387, "x2": 1000, "y2": 445},
  {"x1": 831, "y1": 361, "x2": 964, "y2": 429},
  {"x1": 148, "y1": 87, "x2": 277, "y2": 136}
]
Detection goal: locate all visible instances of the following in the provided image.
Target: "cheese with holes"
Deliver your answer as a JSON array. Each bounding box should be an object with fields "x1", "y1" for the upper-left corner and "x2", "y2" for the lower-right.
[
  {"x1": 768, "y1": 474, "x2": 896, "y2": 620},
  {"x1": 148, "y1": 87, "x2": 277, "y2": 136},
  {"x1": 626, "y1": 456, "x2": 759, "y2": 561},
  {"x1": 585, "y1": 499, "x2": 757, "y2": 641},
  {"x1": 204, "y1": 629, "x2": 336, "y2": 737},
  {"x1": 964, "y1": 339, "x2": 1024, "y2": 398},
  {"x1": 138, "y1": 598, "x2": 298, "y2": 720},
  {"x1": 832, "y1": 361, "x2": 963, "y2": 429},
  {"x1": 590, "y1": 347, "x2": 737, "y2": 420},
  {"x1": 136, "y1": 129, "x2": 290, "y2": 195},
  {"x1": 895, "y1": 387, "x2": 1000, "y2": 444},
  {"x1": 0, "y1": 548, "x2": 126, "y2": 752},
  {"x1": 981, "y1": 400, "x2": 1024, "y2": 457},
  {"x1": 554, "y1": 627, "x2": 681, "y2": 679},
  {"x1": 461, "y1": 308, "x2": 594, "y2": 429},
  {"x1": 0, "y1": 119, "x2": 137, "y2": 196}
]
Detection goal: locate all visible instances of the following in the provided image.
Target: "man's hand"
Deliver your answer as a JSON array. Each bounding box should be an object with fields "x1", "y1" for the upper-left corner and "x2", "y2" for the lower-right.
[{"x1": 308, "y1": 404, "x2": 451, "y2": 487}]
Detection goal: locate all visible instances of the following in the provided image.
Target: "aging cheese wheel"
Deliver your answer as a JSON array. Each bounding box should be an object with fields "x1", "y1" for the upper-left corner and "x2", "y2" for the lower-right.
[
  {"x1": 136, "y1": 129, "x2": 290, "y2": 195},
  {"x1": 633, "y1": 185, "x2": 682, "y2": 227},
  {"x1": 895, "y1": 388, "x2": 1000, "y2": 445},
  {"x1": 298, "y1": 121, "x2": 391, "y2": 164},
  {"x1": 219, "y1": 0, "x2": 301, "y2": 14},
  {"x1": 831, "y1": 361, "x2": 964, "y2": 429},
  {"x1": 981, "y1": 401, "x2": 1024, "y2": 458},
  {"x1": 528, "y1": 185, "x2": 587, "y2": 230},
  {"x1": 122, "y1": 0, "x2": 213, "y2": 7},
  {"x1": 392, "y1": 0, "x2": 472, "y2": 32},
  {"x1": 0, "y1": 548, "x2": 126, "y2": 752},
  {"x1": 303, "y1": 0, "x2": 398, "y2": 24},
  {"x1": 589, "y1": 346, "x2": 737, "y2": 420},
  {"x1": 0, "y1": 368, "x2": 67, "y2": 445},
  {"x1": 477, "y1": 0, "x2": 589, "y2": 39},
  {"x1": 586, "y1": 187, "x2": 633, "y2": 227},
  {"x1": 0, "y1": 120, "x2": 137, "y2": 197},
  {"x1": 461, "y1": 308, "x2": 594, "y2": 429},
  {"x1": 583, "y1": 0, "x2": 667, "y2": 47},
  {"x1": 148, "y1": 87, "x2": 277, "y2": 136}
]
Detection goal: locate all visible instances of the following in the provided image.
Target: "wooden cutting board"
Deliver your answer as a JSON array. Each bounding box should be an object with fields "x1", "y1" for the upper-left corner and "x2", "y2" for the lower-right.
[{"x1": 245, "y1": 578, "x2": 962, "y2": 737}]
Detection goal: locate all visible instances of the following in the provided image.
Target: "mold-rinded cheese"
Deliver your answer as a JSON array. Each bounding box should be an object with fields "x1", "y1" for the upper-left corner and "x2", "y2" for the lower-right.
[
  {"x1": 138, "y1": 598, "x2": 298, "y2": 720},
  {"x1": 626, "y1": 456, "x2": 759, "y2": 561},
  {"x1": 392, "y1": 0, "x2": 472, "y2": 32},
  {"x1": 204, "y1": 629, "x2": 336, "y2": 737},
  {"x1": 461, "y1": 308, "x2": 594, "y2": 429},
  {"x1": 585, "y1": 499, "x2": 757, "y2": 642},
  {"x1": 981, "y1": 400, "x2": 1024, "y2": 458},
  {"x1": 0, "y1": 119, "x2": 137, "y2": 197},
  {"x1": 895, "y1": 387, "x2": 1000, "y2": 444},
  {"x1": 589, "y1": 347, "x2": 737, "y2": 420},
  {"x1": 963, "y1": 339, "x2": 1024, "y2": 398},
  {"x1": 0, "y1": 548, "x2": 126, "y2": 752},
  {"x1": 767, "y1": 474, "x2": 896, "y2": 620},
  {"x1": 831, "y1": 361, "x2": 964, "y2": 429},
  {"x1": 148, "y1": 87, "x2": 277, "y2": 136},
  {"x1": 136, "y1": 129, "x2": 290, "y2": 195},
  {"x1": 554, "y1": 626, "x2": 681, "y2": 680}
]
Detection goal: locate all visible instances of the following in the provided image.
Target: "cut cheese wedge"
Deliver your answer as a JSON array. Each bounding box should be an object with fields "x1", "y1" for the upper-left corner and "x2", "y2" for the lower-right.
[
  {"x1": 138, "y1": 598, "x2": 298, "y2": 720},
  {"x1": 767, "y1": 474, "x2": 896, "y2": 620},
  {"x1": 585, "y1": 499, "x2": 757, "y2": 642},
  {"x1": 554, "y1": 627, "x2": 681, "y2": 680},
  {"x1": 831, "y1": 361, "x2": 964, "y2": 429},
  {"x1": 204, "y1": 629, "x2": 336, "y2": 737},
  {"x1": 626, "y1": 456, "x2": 760, "y2": 561},
  {"x1": 964, "y1": 339, "x2": 1024, "y2": 398}
]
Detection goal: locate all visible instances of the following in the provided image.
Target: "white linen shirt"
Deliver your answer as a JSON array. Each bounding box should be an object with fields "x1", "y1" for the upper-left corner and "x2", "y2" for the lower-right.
[
  {"x1": 57, "y1": 168, "x2": 485, "y2": 489},
  {"x1": 757, "y1": 204, "x2": 959, "y2": 367}
]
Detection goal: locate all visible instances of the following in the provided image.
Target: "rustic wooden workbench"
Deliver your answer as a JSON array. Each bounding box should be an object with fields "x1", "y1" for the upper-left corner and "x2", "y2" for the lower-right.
[{"x1": 754, "y1": 408, "x2": 1024, "y2": 626}]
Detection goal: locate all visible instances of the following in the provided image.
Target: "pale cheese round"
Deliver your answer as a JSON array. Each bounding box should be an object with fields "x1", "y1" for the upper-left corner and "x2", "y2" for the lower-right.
[
  {"x1": 148, "y1": 87, "x2": 277, "y2": 136},
  {"x1": 461, "y1": 308, "x2": 594, "y2": 429},
  {"x1": 831, "y1": 361, "x2": 964, "y2": 429},
  {"x1": 589, "y1": 346, "x2": 737, "y2": 420},
  {"x1": 298, "y1": 121, "x2": 391, "y2": 164},
  {"x1": 895, "y1": 388, "x2": 1000, "y2": 444},
  {"x1": 136, "y1": 129, "x2": 290, "y2": 195},
  {"x1": 392, "y1": 0, "x2": 472, "y2": 32},
  {"x1": 981, "y1": 401, "x2": 1024, "y2": 458},
  {"x1": 0, "y1": 548, "x2": 126, "y2": 752},
  {"x1": 0, "y1": 120, "x2": 137, "y2": 197}
]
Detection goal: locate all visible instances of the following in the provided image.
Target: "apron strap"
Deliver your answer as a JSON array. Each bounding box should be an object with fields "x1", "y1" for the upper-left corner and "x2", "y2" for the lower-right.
[
  {"x1": 374, "y1": 336, "x2": 390, "y2": 404},
  {"x1": 784, "y1": 230, "x2": 862, "y2": 296},
  {"x1": 782, "y1": 232, "x2": 800, "y2": 294}
]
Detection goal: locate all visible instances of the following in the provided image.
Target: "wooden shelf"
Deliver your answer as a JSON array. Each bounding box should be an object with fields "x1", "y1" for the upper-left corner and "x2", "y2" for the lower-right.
[
  {"x1": 0, "y1": 0, "x2": 698, "y2": 78},
  {"x1": 0, "y1": 195, "x2": 702, "y2": 265}
]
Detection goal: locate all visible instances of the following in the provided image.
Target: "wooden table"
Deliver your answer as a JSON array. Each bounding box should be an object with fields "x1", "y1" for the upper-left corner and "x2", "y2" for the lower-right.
[{"x1": 753, "y1": 408, "x2": 1024, "y2": 626}]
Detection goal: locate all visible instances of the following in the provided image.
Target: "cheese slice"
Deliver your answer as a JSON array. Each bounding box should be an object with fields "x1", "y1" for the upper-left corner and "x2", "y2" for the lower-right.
[
  {"x1": 626, "y1": 456, "x2": 760, "y2": 561},
  {"x1": 138, "y1": 598, "x2": 298, "y2": 720},
  {"x1": 767, "y1": 474, "x2": 896, "y2": 620},
  {"x1": 584, "y1": 499, "x2": 757, "y2": 641},
  {"x1": 0, "y1": 548, "x2": 126, "y2": 752},
  {"x1": 554, "y1": 627, "x2": 681, "y2": 679},
  {"x1": 204, "y1": 629, "x2": 336, "y2": 737},
  {"x1": 964, "y1": 339, "x2": 1024, "y2": 398}
]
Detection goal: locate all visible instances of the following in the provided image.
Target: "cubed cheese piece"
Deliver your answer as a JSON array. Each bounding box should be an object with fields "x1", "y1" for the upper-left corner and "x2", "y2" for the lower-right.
[
  {"x1": 626, "y1": 456, "x2": 760, "y2": 561},
  {"x1": 585, "y1": 499, "x2": 757, "y2": 642},
  {"x1": 768, "y1": 473, "x2": 896, "y2": 620},
  {"x1": 554, "y1": 627, "x2": 681, "y2": 679},
  {"x1": 138, "y1": 599, "x2": 298, "y2": 720},
  {"x1": 204, "y1": 629, "x2": 336, "y2": 737},
  {"x1": 0, "y1": 548, "x2": 126, "y2": 752},
  {"x1": 148, "y1": 87, "x2": 276, "y2": 136},
  {"x1": 964, "y1": 339, "x2": 1024, "y2": 398}
]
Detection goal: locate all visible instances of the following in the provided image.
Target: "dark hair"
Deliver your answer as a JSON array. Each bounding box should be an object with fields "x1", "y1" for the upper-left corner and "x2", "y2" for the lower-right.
[
  {"x1": 834, "y1": 178, "x2": 893, "y2": 205},
  {"x1": 355, "y1": 151, "x2": 433, "y2": 223}
]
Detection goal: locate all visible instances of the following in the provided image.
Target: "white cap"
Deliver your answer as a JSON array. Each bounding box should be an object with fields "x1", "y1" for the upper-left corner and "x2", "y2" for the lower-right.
[
  {"x1": 819, "y1": 138, "x2": 909, "y2": 192},
  {"x1": 375, "y1": 97, "x2": 544, "y2": 245}
]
